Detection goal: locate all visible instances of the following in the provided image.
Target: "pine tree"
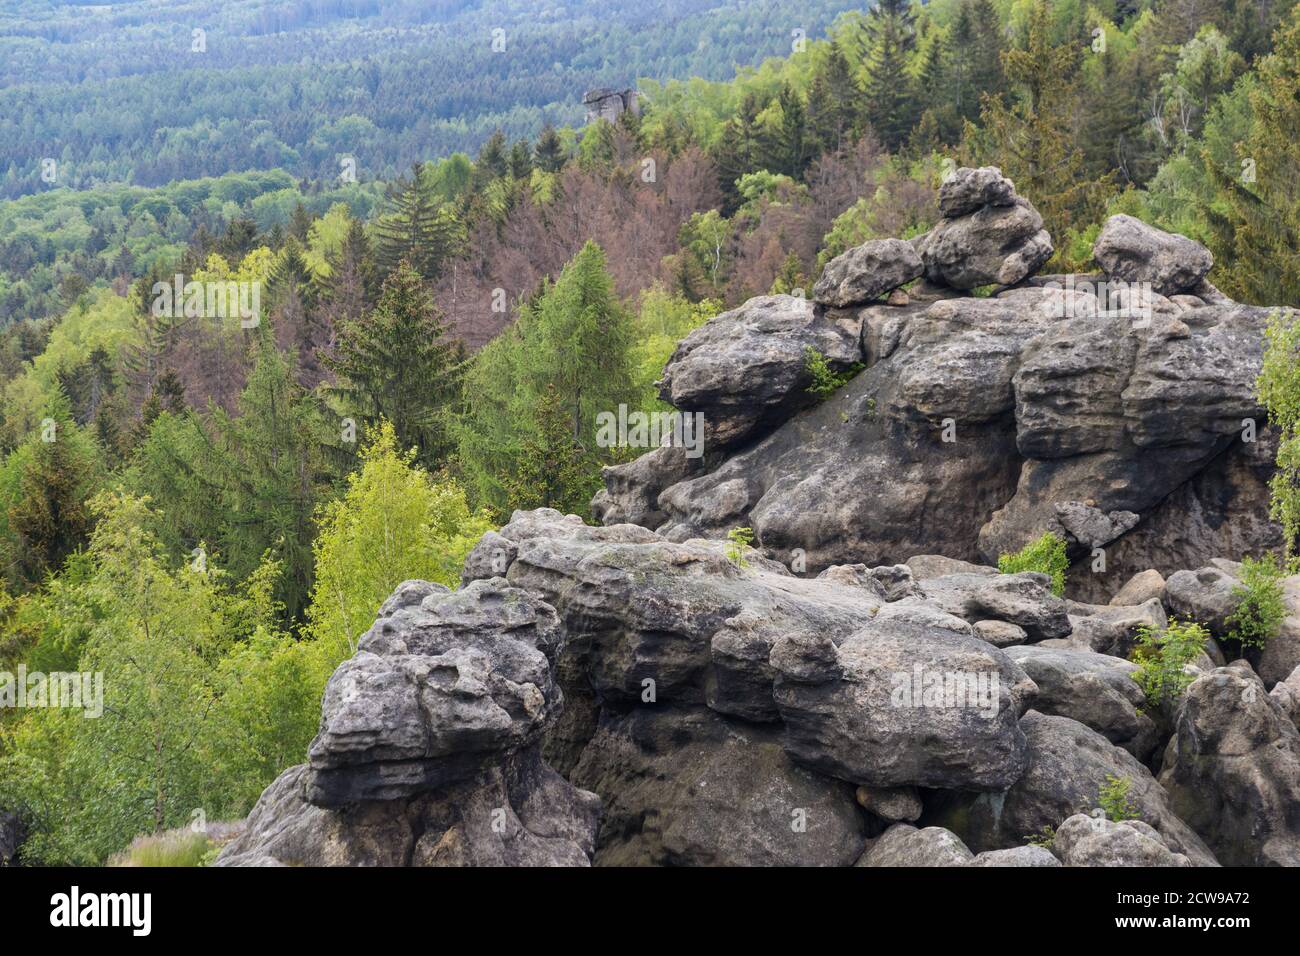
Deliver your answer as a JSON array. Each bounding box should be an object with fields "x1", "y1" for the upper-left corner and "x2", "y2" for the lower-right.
[
  {"x1": 457, "y1": 241, "x2": 636, "y2": 517},
  {"x1": 861, "y1": 0, "x2": 921, "y2": 150},
  {"x1": 760, "y1": 84, "x2": 812, "y2": 177},
  {"x1": 371, "y1": 163, "x2": 461, "y2": 279},
  {"x1": 534, "y1": 123, "x2": 567, "y2": 173},
  {"x1": 324, "y1": 260, "x2": 462, "y2": 469},
  {"x1": 713, "y1": 93, "x2": 763, "y2": 212},
  {"x1": 1203, "y1": 6, "x2": 1300, "y2": 304},
  {"x1": 507, "y1": 383, "x2": 599, "y2": 515},
  {"x1": 5, "y1": 393, "x2": 101, "y2": 586},
  {"x1": 972, "y1": 0, "x2": 1113, "y2": 247}
]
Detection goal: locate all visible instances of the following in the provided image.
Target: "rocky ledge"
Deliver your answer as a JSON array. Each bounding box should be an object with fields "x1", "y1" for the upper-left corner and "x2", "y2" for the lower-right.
[{"x1": 220, "y1": 509, "x2": 1300, "y2": 866}]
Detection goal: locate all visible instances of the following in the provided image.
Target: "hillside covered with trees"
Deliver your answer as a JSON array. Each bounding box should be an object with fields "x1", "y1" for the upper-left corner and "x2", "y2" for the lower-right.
[{"x1": 0, "y1": 0, "x2": 1298, "y2": 867}]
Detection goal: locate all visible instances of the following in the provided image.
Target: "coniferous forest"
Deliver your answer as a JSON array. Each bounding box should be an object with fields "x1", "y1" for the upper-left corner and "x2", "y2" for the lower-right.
[{"x1": 2, "y1": 0, "x2": 1300, "y2": 894}]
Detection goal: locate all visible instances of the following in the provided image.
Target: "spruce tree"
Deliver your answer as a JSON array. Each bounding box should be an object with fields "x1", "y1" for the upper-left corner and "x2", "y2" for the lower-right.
[
  {"x1": 371, "y1": 163, "x2": 460, "y2": 279},
  {"x1": 324, "y1": 260, "x2": 462, "y2": 469},
  {"x1": 861, "y1": 0, "x2": 920, "y2": 150},
  {"x1": 534, "y1": 123, "x2": 567, "y2": 173}
]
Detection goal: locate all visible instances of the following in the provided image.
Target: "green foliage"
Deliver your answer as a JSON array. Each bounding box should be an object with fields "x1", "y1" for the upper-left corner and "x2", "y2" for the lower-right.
[
  {"x1": 1131, "y1": 619, "x2": 1211, "y2": 710},
  {"x1": 108, "y1": 828, "x2": 213, "y2": 867},
  {"x1": 997, "y1": 531, "x2": 1069, "y2": 597},
  {"x1": 325, "y1": 258, "x2": 462, "y2": 469},
  {"x1": 306, "y1": 421, "x2": 492, "y2": 671},
  {"x1": 456, "y1": 241, "x2": 637, "y2": 519},
  {"x1": 1024, "y1": 824, "x2": 1056, "y2": 850},
  {"x1": 1225, "y1": 555, "x2": 1287, "y2": 649},
  {"x1": 804, "y1": 346, "x2": 862, "y2": 400},
  {"x1": 1097, "y1": 774, "x2": 1140, "y2": 822},
  {"x1": 725, "y1": 527, "x2": 755, "y2": 568},
  {"x1": 1259, "y1": 308, "x2": 1300, "y2": 559}
]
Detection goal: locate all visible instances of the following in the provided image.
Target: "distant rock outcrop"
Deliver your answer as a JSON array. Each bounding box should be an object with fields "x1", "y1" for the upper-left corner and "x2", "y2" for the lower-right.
[{"x1": 583, "y1": 87, "x2": 639, "y2": 124}]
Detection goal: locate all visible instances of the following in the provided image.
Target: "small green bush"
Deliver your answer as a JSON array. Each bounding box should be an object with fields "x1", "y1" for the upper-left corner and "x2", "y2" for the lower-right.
[
  {"x1": 725, "y1": 527, "x2": 754, "y2": 568},
  {"x1": 1024, "y1": 825, "x2": 1056, "y2": 850},
  {"x1": 1098, "y1": 774, "x2": 1140, "y2": 822},
  {"x1": 1225, "y1": 555, "x2": 1287, "y2": 649},
  {"x1": 1131, "y1": 618, "x2": 1210, "y2": 709},
  {"x1": 997, "y1": 531, "x2": 1069, "y2": 596},
  {"x1": 804, "y1": 347, "x2": 862, "y2": 400}
]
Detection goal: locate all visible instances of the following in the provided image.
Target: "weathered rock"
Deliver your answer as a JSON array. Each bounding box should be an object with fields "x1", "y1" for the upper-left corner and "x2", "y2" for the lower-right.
[
  {"x1": 813, "y1": 238, "x2": 923, "y2": 308},
  {"x1": 657, "y1": 294, "x2": 861, "y2": 448},
  {"x1": 1093, "y1": 214, "x2": 1213, "y2": 297},
  {"x1": 856, "y1": 824, "x2": 973, "y2": 866},
  {"x1": 590, "y1": 445, "x2": 703, "y2": 529},
  {"x1": 1110, "y1": 569, "x2": 1166, "y2": 607},
  {"x1": 1254, "y1": 574, "x2": 1300, "y2": 688},
  {"x1": 1163, "y1": 565, "x2": 1242, "y2": 636},
  {"x1": 920, "y1": 196, "x2": 1053, "y2": 289},
  {"x1": 938, "y1": 166, "x2": 1017, "y2": 218},
  {"x1": 1158, "y1": 661, "x2": 1300, "y2": 866},
  {"x1": 772, "y1": 600, "x2": 1037, "y2": 790},
  {"x1": 1269, "y1": 665, "x2": 1300, "y2": 728},
  {"x1": 969, "y1": 845, "x2": 1060, "y2": 867},
  {"x1": 1053, "y1": 813, "x2": 1190, "y2": 867},
  {"x1": 919, "y1": 571, "x2": 1072, "y2": 642},
  {"x1": 1066, "y1": 599, "x2": 1167, "y2": 657},
  {"x1": 926, "y1": 711, "x2": 1218, "y2": 865},
  {"x1": 907, "y1": 554, "x2": 999, "y2": 581},
  {"x1": 217, "y1": 749, "x2": 601, "y2": 867},
  {"x1": 304, "y1": 578, "x2": 566, "y2": 806},
  {"x1": 1005, "y1": 645, "x2": 1157, "y2": 759},
  {"x1": 217, "y1": 573, "x2": 602, "y2": 867},
  {"x1": 855, "y1": 785, "x2": 923, "y2": 823},
  {"x1": 973, "y1": 619, "x2": 1028, "y2": 648},
  {"x1": 571, "y1": 707, "x2": 864, "y2": 866}
]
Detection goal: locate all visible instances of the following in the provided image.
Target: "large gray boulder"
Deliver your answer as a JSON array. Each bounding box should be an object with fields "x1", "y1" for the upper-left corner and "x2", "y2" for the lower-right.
[
  {"x1": 656, "y1": 294, "x2": 862, "y2": 449},
  {"x1": 1093, "y1": 214, "x2": 1213, "y2": 297},
  {"x1": 938, "y1": 166, "x2": 1017, "y2": 218},
  {"x1": 1158, "y1": 661, "x2": 1300, "y2": 866},
  {"x1": 1005, "y1": 645, "x2": 1157, "y2": 759},
  {"x1": 1254, "y1": 573, "x2": 1300, "y2": 688},
  {"x1": 856, "y1": 824, "x2": 973, "y2": 866},
  {"x1": 570, "y1": 707, "x2": 864, "y2": 866},
  {"x1": 217, "y1": 749, "x2": 601, "y2": 867},
  {"x1": 599, "y1": 278, "x2": 1284, "y2": 597},
  {"x1": 1163, "y1": 564, "x2": 1243, "y2": 636},
  {"x1": 771, "y1": 601, "x2": 1037, "y2": 790},
  {"x1": 1053, "y1": 813, "x2": 1191, "y2": 867},
  {"x1": 920, "y1": 196, "x2": 1053, "y2": 290},
  {"x1": 217, "y1": 576, "x2": 602, "y2": 867},
  {"x1": 304, "y1": 578, "x2": 566, "y2": 806},
  {"x1": 813, "y1": 238, "x2": 923, "y2": 308},
  {"x1": 927, "y1": 711, "x2": 1218, "y2": 866}
]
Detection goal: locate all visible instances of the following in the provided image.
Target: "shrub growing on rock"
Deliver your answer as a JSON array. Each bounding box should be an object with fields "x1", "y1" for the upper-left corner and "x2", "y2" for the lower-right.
[
  {"x1": 1131, "y1": 619, "x2": 1210, "y2": 709},
  {"x1": 997, "y1": 531, "x2": 1069, "y2": 596},
  {"x1": 1225, "y1": 555, "x2": 1287, "y2": 649}
]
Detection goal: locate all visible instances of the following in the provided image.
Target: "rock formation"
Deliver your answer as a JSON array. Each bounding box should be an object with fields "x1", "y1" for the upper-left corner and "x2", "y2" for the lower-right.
[
  {"x1": 221, "y1": 169, "x2": 1300, "y2": 868},
  {"x1": 594, "y1": 166, "x2": 1290, "y2": 604}
]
